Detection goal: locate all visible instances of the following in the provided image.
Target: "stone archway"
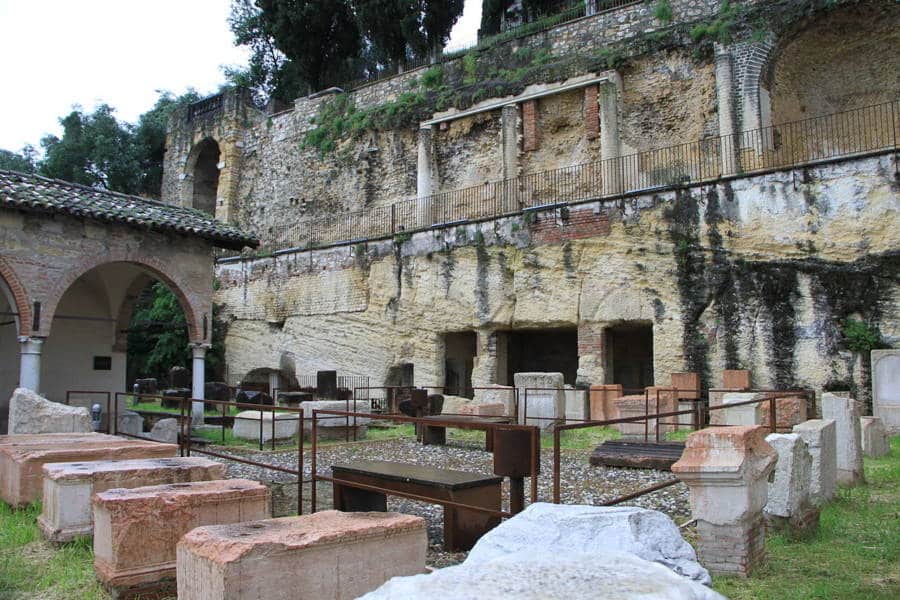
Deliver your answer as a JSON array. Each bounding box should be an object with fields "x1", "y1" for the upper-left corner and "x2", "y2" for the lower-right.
[{"x1": 0, "y1": 255, "x2": 32, "y2": 336}]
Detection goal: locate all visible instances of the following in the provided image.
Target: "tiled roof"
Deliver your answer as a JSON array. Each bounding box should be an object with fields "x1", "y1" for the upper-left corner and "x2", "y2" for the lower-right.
[{"x1": 0, "y1": 169, "x2": 259, "y2": 250}]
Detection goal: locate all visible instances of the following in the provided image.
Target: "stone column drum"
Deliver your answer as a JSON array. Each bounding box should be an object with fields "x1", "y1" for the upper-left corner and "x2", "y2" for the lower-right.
[
  {"x1": 821, "y1": 393, "x2": 864, "y2": 486},
  {"x1": 92, "y1": 479, "x2": 270, "y2": 598},
  {"x1": 763, "y1": 433, "x2": 818, "y2": 534},
  {"x1": 38, "y1": 457, "x2": 226, "y2": 543},
  {"x1": 791, "y1": 419, "x2": 837, "y2": 506},
  {"x1": 177, "y1": 511, "x2": 428, "y2": 600},
  {"x1": 672, "y1": 426, "x2": 777, "y2": 576}
]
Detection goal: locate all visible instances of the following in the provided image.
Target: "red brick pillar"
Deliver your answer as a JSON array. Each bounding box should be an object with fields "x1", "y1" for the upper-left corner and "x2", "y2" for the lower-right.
[
  {"x1": 522, "y1": 100, "x2": 539, "y2": 152},
  {"x1": 584, "y1": 85, "x2": 599, "y2": 140}
]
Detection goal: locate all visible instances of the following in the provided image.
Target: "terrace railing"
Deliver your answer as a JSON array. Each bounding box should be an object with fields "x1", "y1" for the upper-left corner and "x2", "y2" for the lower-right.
[{"x1": 221, "y1": 100, "x2": 899, "y2": 259}]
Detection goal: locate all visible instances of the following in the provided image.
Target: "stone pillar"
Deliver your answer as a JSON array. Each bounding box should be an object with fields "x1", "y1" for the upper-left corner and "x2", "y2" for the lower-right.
[
  {"x1": 792, "y1": 419, "x2": 837, "y2": 506},
  {"x1": 672, "y1": 426, "x2": 777, "y2": 576},
  {"x1": 821, "y1": 393, "x2": 864, "y2": 486},
  {"x1": 764, "y1": 433, "x2": 818, "y2": 534},
  {"x1": 471, "y1": 329, "x2": 497, "y2": 388},
  {"x1": 576, "y1": 323, "x2": 606, "y2": 387},
  {"x1": 190, "y1": 344, "x2": 207, "y2": 424},
  {"x1": 714, "y1": 45, "x2": 738, "y2": 176},
  {"x1": 500, "y1": 105, "x2": 520, "y2": 214},
  {"x1": 722, "y1": 392, "x2": 762, "y2": 426},
  {"x1": 598, "y1": 78, "x2": 622, "y2": 195},
  {"x1": 18, "y1": 336, "x2": 43, "y2": 393},
  {"x1": 860, "y1": 416, "x2": 889, "y2": 458},
  {"x1": 416, "y1": 126, "x2": 436, "y2": 227}
]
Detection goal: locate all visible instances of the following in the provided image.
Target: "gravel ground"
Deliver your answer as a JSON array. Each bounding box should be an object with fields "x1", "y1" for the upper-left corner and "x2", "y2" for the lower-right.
[{"x1": 201, "y1": 436, "x2": 689, "y2": 568}]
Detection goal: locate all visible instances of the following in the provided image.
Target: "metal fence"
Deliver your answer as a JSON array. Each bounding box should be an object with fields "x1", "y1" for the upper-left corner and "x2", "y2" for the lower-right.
[{"x1": 222, "y1": 100, "x2": 899, "y2": 259}]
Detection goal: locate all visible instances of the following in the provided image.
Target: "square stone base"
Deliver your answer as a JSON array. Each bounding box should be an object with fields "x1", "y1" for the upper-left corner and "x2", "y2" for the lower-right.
[{"x1": 176, "y1": 511, "x2": 427, "y2": 600}]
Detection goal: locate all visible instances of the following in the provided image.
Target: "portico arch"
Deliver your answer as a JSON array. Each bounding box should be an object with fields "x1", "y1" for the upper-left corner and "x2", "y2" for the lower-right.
[
  {"x1": 184, "y1": 137, "x2": 221, "y2": 216},
  {"x1": 0, "y1": 255, "x2": 32, "y2": 336}
]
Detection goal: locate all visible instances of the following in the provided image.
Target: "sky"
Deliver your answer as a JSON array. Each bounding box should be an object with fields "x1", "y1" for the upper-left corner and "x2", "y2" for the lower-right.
[{"x1": 0, "y1": 0, "x2": 481, "y2": 154}]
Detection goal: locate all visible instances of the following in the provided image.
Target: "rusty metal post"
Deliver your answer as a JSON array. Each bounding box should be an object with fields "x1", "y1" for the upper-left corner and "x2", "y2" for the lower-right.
[
  {"x1": 552, "y1": 426, "x2": 561, "y2": 503},
  {"x1": 311, "y1": 410, "x2": 318, "y2": 513},
  {"x1": 271, "y1": 405, "x2": 276, "y2": 451},
  {"x1": 298, "y1": 409, "x2": 304, "y2": 515},
  {"x1": 258, "y1": 406, "x2": 264, "y2": 451},
  {"x1": 530, "y1": 427, "x2": 539, "y2": 503},
  {"x1": 768, "y1": 394, "x2": 777, "y2": 433},
  {"x1": 644, "y1": 390, "x2": 649, "y2": 443},
  {"x1": 655, "y1": 389, "x2": 661, "y2": 443}
]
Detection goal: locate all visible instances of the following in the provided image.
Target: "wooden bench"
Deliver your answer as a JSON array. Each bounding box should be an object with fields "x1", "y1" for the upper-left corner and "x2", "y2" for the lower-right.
[
  {"x1": 331, "y1": 459, "x2": 502, "y2": 551},
  {"x1": 418, "y1": 415, "x2": 512, "y2": 451}
]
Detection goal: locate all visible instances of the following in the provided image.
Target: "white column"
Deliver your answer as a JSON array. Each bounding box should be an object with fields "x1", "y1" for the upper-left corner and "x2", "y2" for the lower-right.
[
  {"x1": 598, "y1": 76, "x2": 622, "y2": 195},
  {"x1": 190, "y1": 344, "x2": 208, "y2": 424},
  {"x1": 714, "y1": 44, "x2": 738, "y2": 175},
  {"x1": 416, "y1": 125, "x2": 435, "y2": 227},
  {"x1": 18, "y1": 336, "x2": 43, "y2": 393}
]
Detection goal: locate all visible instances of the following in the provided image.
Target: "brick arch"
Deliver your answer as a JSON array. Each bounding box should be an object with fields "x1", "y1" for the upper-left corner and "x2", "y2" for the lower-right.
[
  {"x1": 42, "y1": 255, "x2": 207, "y2": 344},
  {"x1": 112, "y1": 273, "x2": 156, "y2": 352},
  {"x1": 182, "y1": 136, "x2": 222, "y2": 215},
  {"x1": 0, "y1": 255, "x2": 33, "y2": 336}
]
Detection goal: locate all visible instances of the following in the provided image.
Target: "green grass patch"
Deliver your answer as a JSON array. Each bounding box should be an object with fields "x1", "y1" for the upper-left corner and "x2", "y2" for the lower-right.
[
  {"x1": 713, "y1": 435, "x2": 900, "y2": 599},
  {"x1": 129, "y1": 400, "x2": 242, "y2": 417},
  {"x1": 0, "y1": 502, "x2": 108, "y2": 599},
  {"x1": 542, "y1": 426, "x2": 621, "y2": 450}
]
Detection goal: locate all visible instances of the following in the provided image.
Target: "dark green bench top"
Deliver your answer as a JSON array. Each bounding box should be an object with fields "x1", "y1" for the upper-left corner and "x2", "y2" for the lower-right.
[{"x1": 331, "y1": 459, "x2": 502, "y2": 490}]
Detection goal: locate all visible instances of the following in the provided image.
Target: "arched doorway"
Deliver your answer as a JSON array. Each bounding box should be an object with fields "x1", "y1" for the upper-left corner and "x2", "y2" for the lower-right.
[
  {"x1": 189, "y1": 138, "x2": 221, "y2": 215},
  {"x1": 0, "y1": 276, "x2": 21, "y2": 428}
]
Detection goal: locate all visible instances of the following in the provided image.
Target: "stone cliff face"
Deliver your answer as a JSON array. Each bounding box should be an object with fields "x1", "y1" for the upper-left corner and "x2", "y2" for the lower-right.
[{"x1": 215, "y1": 155, "x2": 899, "y2": 399}]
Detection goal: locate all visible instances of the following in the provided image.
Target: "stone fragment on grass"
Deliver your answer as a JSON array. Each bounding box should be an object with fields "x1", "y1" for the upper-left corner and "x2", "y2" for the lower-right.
[{"x1": 8, "y1": 388, "x2": 92, "y2": 434}]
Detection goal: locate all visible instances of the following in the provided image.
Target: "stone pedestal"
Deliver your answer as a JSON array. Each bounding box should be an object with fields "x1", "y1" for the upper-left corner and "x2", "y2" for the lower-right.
[
  {"x1": 176, "y1": 511, "x2": 427, "y2": 600},
  {"x1": 872, "y1": 349, "x2": 900, "y2": 433},
  {"x1": 764, "y1": 433, "x2": 818, "y2": 534},
  {"x1": 791, "y1": 419, "x2": 837, "y2": 506},
  {"x1": 92, "y1": 479, "x2": 269, "y2": 598},
  {"x1": 860, "y1": 417, "x2": 889, "y2": 458},
  {"x1": 672, "y1": 373, "x2": 700, "y2": 427},
  {"x1": 0, "y1": 433, "x2": 177, "y2": 507},
  {"x1": 513, "y1": 373, "x2": 565, "y2": 430},
  {"x1": 38, "y1": 457, "x2": 226, "y2": 543},
  {"x1": 760, "y1": 395, "x2": 808, "y2": 430},
  {"x1": 672, "y1": 426, "x2": 777, "y2": 576},
  {"x1": 821, "y1": 394, "x2": 864, "y2": 486},
  {"x1": 589, "y1": 384, "x2": 622, "y2": 422},
  {"x1": 233, "y1": 411, "x2": 300, "y2": 443},
  {"x1": 721, "y1": 393, "x2": 762, "y2": 426},
  {"x1": 303, "y1": 400, "x2": 371, "y2": 440},
  {"x1": 473, "y1": 385, "x2": 516, "y2": 418}
]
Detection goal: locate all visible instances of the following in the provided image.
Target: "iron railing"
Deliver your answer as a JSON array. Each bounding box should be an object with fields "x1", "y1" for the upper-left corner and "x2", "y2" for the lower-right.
[{"x1": 221, "y1": 100, "x2": 899, "y2": 260}]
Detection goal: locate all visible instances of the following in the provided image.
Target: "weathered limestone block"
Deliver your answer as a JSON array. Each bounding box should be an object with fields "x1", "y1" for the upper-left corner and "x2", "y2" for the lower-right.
[
  {"x1": 872, "y1": 349, "x2": 900, "y2": 433},
  {"x1": 672, "y1": 426, "x2": 777, "y2": 576},
  {"x1": 116, "y1": 411, "x2": 144, "y2": 438},
  {"x1": 672, "y1": 373, "x2": 701, "y2": 426},
  {"x1": 458, "y1": 403, "x2": 506, "y2": 417},
  {"x1": 302, "y1": 400, "x2": 371, "y2": 440},
  {"x1": 589, "y1": 384, "x2": 622, "y2": 422},
  {"x1": 0, "y1": 433, "x2": 177, "y2": 507},
  {"x1": 37, "y1": 457, "x2": 226, "y2": 543},
  {"x1": 791, "y1": 419, "x2": 837, "y2": 506},
  {"x1": 613, "y1": 389, "x2": 677, "y2": 437},
  {"x1": 564, "y1": 387, "x2": 589, "y2": 422},
  {"x1": 149, "y1": 418, "x2": 180, "y2": 444},
  {"x1": 177, "y1": 511, "x2": 427, "y2": 600},
  {"x1": 860, "y1": 416, "x2": 889, "y2": 458},
  {"x1": 92, "y1": 479, "x2": 270, "y2": 598},
  {"x1": 760, "y1": 395, "x2": 808, "y2": 430},
  {"x1": 722, "y1": 370, "x2": 751, "y2": 390},
  {"x1": 362, "y1": 551, "x2": 725, "y2": 600},
  {"x1": 821, "y1": 393, "x2": 864, "y2": 485},
  {"x1": 514, "y1": 373, "x2": 565, "y2": 430},
  {"x1": 473, "y1": 385, "x2": 516, "y2": 417},
  {"x1": 465, "y1": 503, "x2": 710, "y2": 584},
  {"x1": 8, "y1": 388, "x2": 92, "y2": 434},
  {"x1": 233, "y1": 411, "x2": 299, "y2": 442},
  {"x1": 764, "y1": 434, "x2": 818, "y2": 533},
  {"x1": 720, "y1": 393, "x2": 763, "y2": 426}
]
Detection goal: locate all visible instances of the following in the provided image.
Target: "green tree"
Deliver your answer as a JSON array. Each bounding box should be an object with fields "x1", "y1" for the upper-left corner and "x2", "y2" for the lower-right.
[
  {"x1": 414, "y1": 0, "x2": 466, "y2": 60},
  {"x1": 479, "y1": 0, "x2": 514, "y2": 36},
  {"x1": 0, "y1": 146, "x2": 37, "y2": 173},
  {"x1": 355, "y1": 0, "x2": 420, "y2": 71},
  {"x1": 132, "y1": 91, "x2": 201, "y2": 197}
]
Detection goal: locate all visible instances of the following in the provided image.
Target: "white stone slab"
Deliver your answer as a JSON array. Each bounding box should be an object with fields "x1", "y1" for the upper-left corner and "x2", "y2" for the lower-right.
[
  {"x1": 721, "y1": 393, "x2": 762, "y2": 426},
  {"x1": 8, "y1": 388, "x2": 92, "y2": 434},
  {"x1": 792, "y1": 419, "x2": 837, "y2": 505},
  {"x1": 764, "y1": 433, "x2": 810, "y2": 518},
  {"x1": 860, "y1": 417, "x2": 889, "y2": 458},
  {"x1": 233, "y1": 411, "x2": 300, "y2": 442},
  {"x1": 872, "y1": 350, "x2": 900, "y2": 434},
  {"x1": 514, "y1": 372, "x2": 565, "y2": 430},
  {"x1": 821, "y1": 393, "x2": 864, "y2": 486}
]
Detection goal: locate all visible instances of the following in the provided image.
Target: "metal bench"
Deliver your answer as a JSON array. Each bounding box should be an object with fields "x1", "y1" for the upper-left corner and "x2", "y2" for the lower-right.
[{"x1": 331, "y1": 459, "x2": 502, "y2": 551}]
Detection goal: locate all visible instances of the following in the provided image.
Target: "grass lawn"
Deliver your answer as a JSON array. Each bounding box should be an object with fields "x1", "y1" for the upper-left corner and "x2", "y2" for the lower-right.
[
  {"x1": 129, "y1": 400, "x2": 242, "y2": 416},
  {"x1": 713, "y1": 435, "x2": 900, "y2": 599}
]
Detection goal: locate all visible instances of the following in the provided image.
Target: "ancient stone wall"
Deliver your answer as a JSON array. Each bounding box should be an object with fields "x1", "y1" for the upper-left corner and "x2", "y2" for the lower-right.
[{"x1": 215, "y1": 154, "x2": 900, "y2": 397}]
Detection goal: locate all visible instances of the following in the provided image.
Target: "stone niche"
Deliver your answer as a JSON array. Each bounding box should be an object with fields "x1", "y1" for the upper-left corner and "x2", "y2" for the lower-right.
[{"x1": 872, "y1": 350, "x2": 900, "y2": 434}]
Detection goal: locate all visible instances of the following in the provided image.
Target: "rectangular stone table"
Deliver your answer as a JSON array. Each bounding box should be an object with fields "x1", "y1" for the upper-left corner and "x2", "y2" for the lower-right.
[
  {"x1": 177, "y1": 510, "x2": 427, "y2": 600},
  {"x1": 419, "y1": 415, "x2": 512, "y2": 451},
  {"x1": 93, "y1": 478, "x2": 269, "y2": 599},
  {"x1": 38, "y1": 456, "x2": 226, "y2": 543},
  {"x1": 331, "y1": 459, "x2": 502, "y2": 551},
  {"x1": 0, "y1": 433, "x2": 177, "y2": 507}
]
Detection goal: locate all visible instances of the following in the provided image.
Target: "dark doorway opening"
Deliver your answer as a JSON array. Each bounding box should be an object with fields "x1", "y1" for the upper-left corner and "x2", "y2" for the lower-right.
[
  {"x1": 192, "y1": 139, "x2": 220, "y2": 215},
  {"x1": 443, "y1": 332, "x2": 476, "y2": 398},
  {"x1": 605, "y1": 322, "x2": 654, "y2": 391},
  {"x1": 505, "y1": 328, "x2": 578, "y2": 385}
]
